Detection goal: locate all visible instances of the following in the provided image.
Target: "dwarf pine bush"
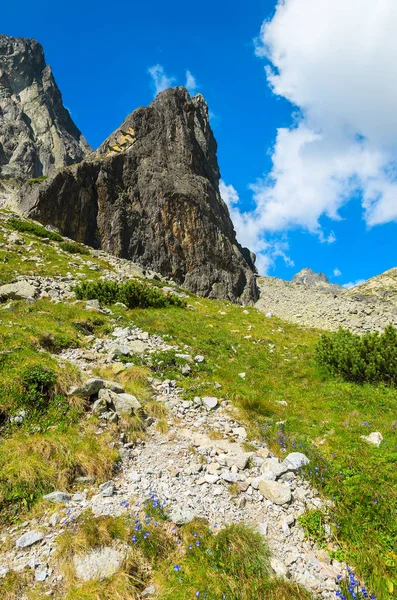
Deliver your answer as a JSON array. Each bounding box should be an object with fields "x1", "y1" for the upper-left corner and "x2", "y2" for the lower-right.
[
  {"x1": 74, "y1": 280, "x2": 186, "y2": 309},
  {"x1": 316, "y1": 324, "x2": 397, "y2": 384},
  {"x1": 8, "y1": 217, "x2": 63, "y2": 241},
  {"x1": 59, "y1": 241, "x2": 90, "y2": 255}
]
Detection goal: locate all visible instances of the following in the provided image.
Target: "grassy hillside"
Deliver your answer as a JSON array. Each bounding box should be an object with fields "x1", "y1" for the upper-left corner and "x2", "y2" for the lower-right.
[{"x1": 0, "y1": 211, "x2": 396, "y2": 599}]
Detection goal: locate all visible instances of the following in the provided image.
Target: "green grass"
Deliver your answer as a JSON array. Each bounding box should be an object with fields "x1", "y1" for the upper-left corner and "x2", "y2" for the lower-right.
[
  {"x1": 0, "y1": 209, "x2": 396, "y2": 598},
  {"x1": 0, "y1": 214, "x2": 115, "y2": 284},
  {"x1": 51, "y1": 510, "x2": 310, "y2": 600},
  {"x1": 118, "y1": 301, "x2": 397, "y2": 599}
]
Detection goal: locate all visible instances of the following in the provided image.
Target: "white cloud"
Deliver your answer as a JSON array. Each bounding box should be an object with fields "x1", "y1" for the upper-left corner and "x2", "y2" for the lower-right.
[
  {"x1": 253, "y1": 0, "x2": 397, "y2": 233},
  {"x1": 148, "y1": 64, "x2": 176, "y2": 96},
  {"x1": 333, "y1": 268, "x2": 342, "y2": 277},
  {"x1": 220, "y1": 180, "x2": 294, "y2": 274},
  {"x1": 342, "y1": 279, "x2": 366, "y2": 289},
  {"x1": 225, "y1": 0, "x2": 397, "y2": 267},
  {"x1": 185, "y1": 70, "x2": 197, "y2": 94}
]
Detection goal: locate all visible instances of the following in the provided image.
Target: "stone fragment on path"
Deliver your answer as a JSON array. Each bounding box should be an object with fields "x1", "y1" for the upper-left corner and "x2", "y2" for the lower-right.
[
  {"x1": 258, "y1": 480, "x2": 292, "y2": 505},
  {"x1": 282, "y1": 452, "x2": 310, "y2": 471},
  {"x1": 16, "y1": 530, "x2": 44, "y2": 549},
  {"x1": 202, "y1": 396, "x2": 218, "y2": 410},
  {"x1": 43, "y1": 491, "x2": 71, "y2": 504}
]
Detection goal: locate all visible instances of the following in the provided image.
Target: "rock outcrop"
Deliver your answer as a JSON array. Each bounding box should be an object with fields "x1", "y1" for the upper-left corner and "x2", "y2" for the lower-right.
[
  {"x1": 0, "y1": 34, "x2": 91, "y2": 205},
  {"x1": 292, "y1": 268, "x2": 342, "y2": 291},
  {"x1": 19, "y1": 87, "x2": 258, "y2": 303}
]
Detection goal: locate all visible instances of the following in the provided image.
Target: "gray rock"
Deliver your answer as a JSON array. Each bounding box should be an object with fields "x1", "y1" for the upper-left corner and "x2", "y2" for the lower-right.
[
  {"x1": 0, "y1": 281, "x2": 36, "y2": 300},
  {"x1": 0, "y1": 565, "x2": 9, "y2": 578},
  {"x1": 19, "y1": 88, "x2": 258, "y2": 303},
  {"x1": 104, "y1": 381, "x2": 125, "y2": 393},
  {"x1": 35, "y1": 565, "x2": 49, "y2": 581},
  {"x1": 282, "y1": 452, "x2": 310, "y2": 471},
  {"x1": 99, "y1": 481, "x2": 115, "y2": 497},
  {"x1": 261, "y1": 457, "x2": 288, "y2": 478},
  {"x1": 270, "y1": 558, "x2": 288, "y2": 578},
  {"x1": 92, "y1": 397, "x2": 108, "y2": 414},
  {"x1": 258, "y1": 480, "x2": 292, "y2": 505},
  {"x1": 142, "y1": 585, "x2": 156, "y2": 597},
  {"x1": 224, "y1": 453, "x2": 252, "y2": 470},
  {"x1": 48, "y1": 512, "x2": 60, "y2": 527},
  {"x1": 126, "y1": 340, "x2": 147, "y2": 355},
  {"x1": 112, "y1": 393, "x2": 141, "y2": 415},
  {"x1": 170, "y1": 507, "x2": 196, "y2": 525},
  {"x1": 69, "y1": 378, "x2": 105, "y2": 397},
  {"x1": 0, "y1": 34, "x2": 90, "y2": 206},
  {"x1": 43, "y1": 491, "x2": 71, "y2": 504},
  {"x1": 202, "y1": 396, "x2": 218, "y2": 410},
  {"x1": 361, "y1": 432, "x2": 383, "y2": 447},
  {"x1": 16, "y1": 530, "x2": 44, "y2": 549},
  {"x1": 74, "y1": 547, "x2": 125, "y2": 581}
]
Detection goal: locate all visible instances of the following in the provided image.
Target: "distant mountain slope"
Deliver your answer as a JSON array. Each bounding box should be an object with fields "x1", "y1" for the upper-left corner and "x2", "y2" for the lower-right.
[
  {"x1": 256, "y1": 268, "x2": 397, "y2": 333},
  {"x1": 0, "y1": 34, "x2": 91, "y2": 205}
]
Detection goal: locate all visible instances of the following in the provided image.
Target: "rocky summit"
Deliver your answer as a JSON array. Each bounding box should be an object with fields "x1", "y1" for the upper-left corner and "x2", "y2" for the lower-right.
[
  {"x1": 18, "y1": 86, "x2": 258, "y2": 303},
  {"x1": 0, "y1": 34, "x2": 91, "y2": 205}
]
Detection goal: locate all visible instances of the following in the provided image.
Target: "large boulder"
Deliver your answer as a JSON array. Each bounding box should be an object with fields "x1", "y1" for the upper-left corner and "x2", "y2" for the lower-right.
[
  {"x1": 19, "y1": 88, "x2": 258, "y2": 303},
  {"x1": 0, "y1": 281, "x2": 36, "y2": 300}
]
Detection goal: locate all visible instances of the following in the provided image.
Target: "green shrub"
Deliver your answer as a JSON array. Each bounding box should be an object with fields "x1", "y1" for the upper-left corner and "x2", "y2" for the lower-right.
[
  {"x1": 8, "y1": 218, "x2": 63, "y2": 242},
  {"x1": 59, "y1": 241, "x2": 90, "y2": 255},
  {"x1": 298, "y1": 509, "x2": 327, "y2": 545},
  {"x1": 315, "y1": 324, "x2": 397, "y2": 384},
  {"x1": 20, "y1": 365, "x2": 57, "y2": 410},
  {"x1": 26, "y1": 175, "x2": 48, "y2": 185},
  {"x1": 74, "y1": 280, "x2": 186, "y2": 309}
]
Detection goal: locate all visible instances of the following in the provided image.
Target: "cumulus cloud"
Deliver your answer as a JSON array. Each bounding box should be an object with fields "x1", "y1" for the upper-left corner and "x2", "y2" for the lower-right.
[
  {"x1": 185, "y1": 70, "x2": 197, "y2": 94},
  {"x1": 148, "y1": 64, "x2": 176, "y2": 96},
  {"x1": 333, "y1": 268, "x2": 342, "y2": 277},
  {"x1": 227, "y1": 0, "x2": 397, "y2": 271},
  {"x1": 255, "y1": 0, "x2": 397, "y2": 231},
  {"x1": 220, "y1": 181, "x2": 294, "y2": 274},
  {"x1": 343, "y1": 279, "x2": 366, "y2": 289}
]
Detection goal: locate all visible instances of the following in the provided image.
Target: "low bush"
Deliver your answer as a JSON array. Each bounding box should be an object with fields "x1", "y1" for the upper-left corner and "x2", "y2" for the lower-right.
[
  {"x1": 8, "y1": 218, "x2": 63, "y2": 242},
  {"x1": 315, "y1": 324, "x2": 397, "y2": 384},
  {"x1": 59, "y1": 241, "x2": 90, "y2": 255},
  {"x1": 74, "y1": 280, "x2": 186, "y2": 309},
  {"x1": 20, "y1": 365, "x2": 57, "y2": 410}
]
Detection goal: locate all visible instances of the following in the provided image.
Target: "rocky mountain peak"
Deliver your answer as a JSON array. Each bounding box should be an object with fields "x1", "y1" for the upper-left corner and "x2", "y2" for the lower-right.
[
  {"x1": 0, "y1": 34, "x2": 91, "y2": 205},
  {"x1": 19, "y1": 86, "x2": 258, "y2": 303},
  {"x1": 292, "y1": 268, "x2": 330, "y2": 287}
]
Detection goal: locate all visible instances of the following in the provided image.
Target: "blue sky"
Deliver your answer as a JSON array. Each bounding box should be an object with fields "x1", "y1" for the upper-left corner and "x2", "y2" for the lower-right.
[{"x1": 3, "y1": 0, "x2": 397, "y2": 285}]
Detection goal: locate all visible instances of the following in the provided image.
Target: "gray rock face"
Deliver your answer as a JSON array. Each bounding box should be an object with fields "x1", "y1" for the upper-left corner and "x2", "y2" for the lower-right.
[
  {"x1": 19, "y1": 87, "x2": 258, "y2": 303},
  {"x1": 292, "y1": 268, "x2": 332, "y2": 287},
  {"x1": 0, "y1": 34, "x2": 91, "y2": 205}
]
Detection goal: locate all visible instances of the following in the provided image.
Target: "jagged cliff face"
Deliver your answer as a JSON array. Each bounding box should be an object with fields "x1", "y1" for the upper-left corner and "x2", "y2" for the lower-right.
[
  {"x1": 0, "y1": 34, "x2": 91, "y2": 204},
  {"x1": 19, "y1": 87, "x2": 258, "y2": 303}
]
